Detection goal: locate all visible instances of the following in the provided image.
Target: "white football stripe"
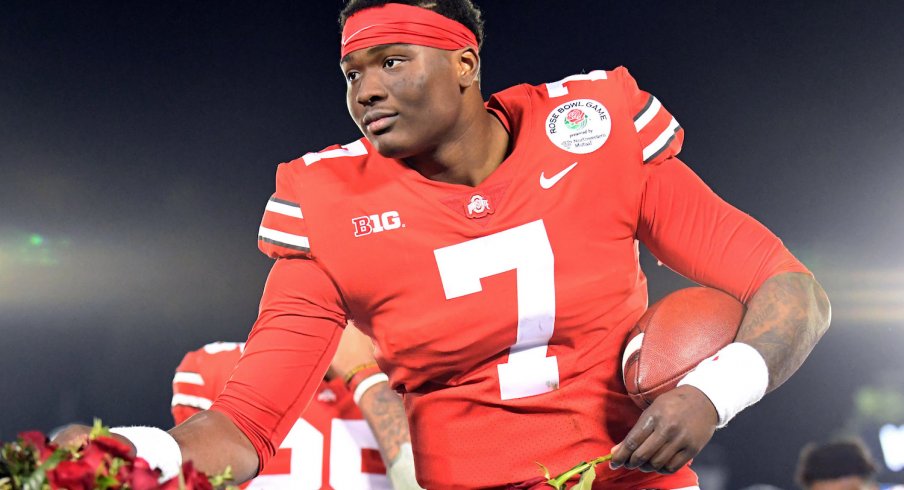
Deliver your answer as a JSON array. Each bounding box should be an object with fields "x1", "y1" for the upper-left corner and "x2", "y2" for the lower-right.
[
  {"x1": 172, "y1": 372, "x2": 204, "y2": 386},
  {"x1": 258, "y1": 226, "x2": 310, "y2": 249},
  {"x1": 621, "y1": 332, "x2": 645, "y2": 375},
  {"x1": 171, "y1": 393, "x2": 213, "y2": 410},
  {"x1": 633, "y1": 96, "x2": 662, "y2": 132},
  {"x1": 302, "y1": 140, "x2": 367, "y2": 165},
  {"x1": 265, "y1": 199, "x2": 303, "y2": 219},
  {"x1": 642, "y1": 117, "x2": 681, "y2": 162},
  {"x1": 202, "y1": 341, "x2": 244, "y2": 354}
]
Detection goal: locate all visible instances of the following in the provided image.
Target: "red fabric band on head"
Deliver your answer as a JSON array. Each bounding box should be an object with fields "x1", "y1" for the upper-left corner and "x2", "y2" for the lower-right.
[{"x1": 341, "y1": 3, "x2": 478, "y2": 59}]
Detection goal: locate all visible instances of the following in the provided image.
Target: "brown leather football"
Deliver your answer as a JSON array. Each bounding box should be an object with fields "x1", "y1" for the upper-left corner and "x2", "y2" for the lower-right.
[{"x1": 621, "y1": 287, "x2": 745, "y2": 409}]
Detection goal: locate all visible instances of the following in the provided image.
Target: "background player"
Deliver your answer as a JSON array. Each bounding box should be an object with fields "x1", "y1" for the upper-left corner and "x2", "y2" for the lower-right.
[
  {"x1": 795, "y1": 439, "x2": 882, "y2": 490},
  {"x1": 172, "y1": 324, "x2": 423, "y2": 490},
  {"x1": 54, "y1": 1, "x2": 831, "y2": 488}
]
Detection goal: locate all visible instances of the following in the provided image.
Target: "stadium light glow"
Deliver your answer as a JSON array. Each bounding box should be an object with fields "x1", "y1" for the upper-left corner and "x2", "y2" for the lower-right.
[
  {"x1": 879, "y1": 424, "x2": 904, "y2": 472},
  {"x1": 819, "y1": 267, "x2": 904, "y2": 324}
]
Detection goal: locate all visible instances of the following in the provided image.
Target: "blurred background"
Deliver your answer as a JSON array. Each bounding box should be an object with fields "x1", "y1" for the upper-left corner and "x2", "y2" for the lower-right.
[{"x1": 2, "y1": 1, "x2": 903, "y2": 488}]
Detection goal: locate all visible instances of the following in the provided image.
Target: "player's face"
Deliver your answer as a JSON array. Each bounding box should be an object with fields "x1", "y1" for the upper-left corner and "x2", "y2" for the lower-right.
[{"x1": 341, "y1": 44, "x2": 465, "y2": 158}]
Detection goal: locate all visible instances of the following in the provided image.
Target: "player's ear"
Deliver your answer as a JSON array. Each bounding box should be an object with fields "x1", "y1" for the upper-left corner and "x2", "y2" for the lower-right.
[{"x1": 455, "y1": 47, "x2": 480, "y2": 88}]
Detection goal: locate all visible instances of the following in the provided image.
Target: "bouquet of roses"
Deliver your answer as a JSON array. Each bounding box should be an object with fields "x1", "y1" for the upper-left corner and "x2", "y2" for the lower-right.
[{"x1": 0, "y1": 420, "x2": 235, "y2": 490}]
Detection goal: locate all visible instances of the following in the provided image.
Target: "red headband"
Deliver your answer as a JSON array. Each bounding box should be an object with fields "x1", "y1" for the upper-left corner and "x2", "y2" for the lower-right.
[{"x1": 341, "y1": 3, "x2": 478, "y2": 59}]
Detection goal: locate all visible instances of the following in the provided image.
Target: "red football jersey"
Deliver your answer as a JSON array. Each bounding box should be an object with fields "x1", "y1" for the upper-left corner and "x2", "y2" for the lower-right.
[
  {"x1": 213, "y1": 67, "x2": 809, "y2": 489},
  {"x1": 174, "y1": 342, "x2": 389, "y2": 489}
]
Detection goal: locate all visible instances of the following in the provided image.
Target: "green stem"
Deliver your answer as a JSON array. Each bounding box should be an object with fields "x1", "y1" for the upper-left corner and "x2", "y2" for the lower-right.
[
  {"x1": 589, "y1": 454, "x2": 612, "y2": 466},
  {"x1": 549, "y1": 462, "x2": 591, "y2": 488},
  {"x1": 548, "y1": 454, "x2": 613, "y2": 488}
]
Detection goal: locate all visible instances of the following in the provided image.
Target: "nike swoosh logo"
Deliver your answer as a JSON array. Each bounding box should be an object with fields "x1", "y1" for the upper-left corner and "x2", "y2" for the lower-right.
[{"x1": 540, "y1": 162, "x2": 578, "y2": 189}]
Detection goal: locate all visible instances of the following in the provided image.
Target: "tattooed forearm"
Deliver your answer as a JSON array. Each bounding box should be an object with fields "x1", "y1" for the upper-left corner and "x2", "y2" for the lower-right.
[
  {"x1": 735, "y1": 272, "x2": 831, "y2": 392},
  {"x1": 356, "y1": 381, "x2": 411, "y2": 464}
]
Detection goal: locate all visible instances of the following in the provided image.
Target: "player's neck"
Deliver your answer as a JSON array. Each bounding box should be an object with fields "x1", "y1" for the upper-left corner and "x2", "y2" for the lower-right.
[{"x1": 402, "y1": 98, "x2": 509, "y2": 187}]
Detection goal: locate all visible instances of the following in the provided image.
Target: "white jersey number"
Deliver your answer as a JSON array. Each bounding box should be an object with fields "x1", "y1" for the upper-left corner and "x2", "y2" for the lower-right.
[
  {"x1": 434, "y1": 219, "x2": 559, "y2": 400},
  {"x1": 247, "y1": 419, "x2": 390, "y2": 490}
]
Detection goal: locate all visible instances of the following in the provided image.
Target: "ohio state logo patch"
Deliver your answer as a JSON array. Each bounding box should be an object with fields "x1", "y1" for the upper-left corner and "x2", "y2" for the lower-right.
[
  {"x1": 545, "y1": 99, "x2": 611, "y2": 154},
  {"x1": 465, "y1": 194, "x2": 493, "y2": 219}
]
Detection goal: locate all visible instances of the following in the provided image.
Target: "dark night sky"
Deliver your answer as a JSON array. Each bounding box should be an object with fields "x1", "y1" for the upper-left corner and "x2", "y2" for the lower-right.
[{"x1": 2, "y1": 2, "x2": 904, "y2": 488}]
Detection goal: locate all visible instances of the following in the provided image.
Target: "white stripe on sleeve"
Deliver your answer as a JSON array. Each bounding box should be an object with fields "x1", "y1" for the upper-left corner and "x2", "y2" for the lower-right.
[
  {"x1": 642, "y1": 117, "x2": 681, "y2": 162},
  {"x1": 265, "y1": 199, "x2": 303, "y2": 219},
  {"x1": 633, "y1": 96, "x2": 662, "y2": 132},
  {"x1": 171, "y1": 394, "x2": 213, "y2": 410},
  {"x1": 258, "y1": 226, "x2": 310, "y2": 250},
  {"x1": 172, "y1": 372, "x2": 204, "y2": 386}
]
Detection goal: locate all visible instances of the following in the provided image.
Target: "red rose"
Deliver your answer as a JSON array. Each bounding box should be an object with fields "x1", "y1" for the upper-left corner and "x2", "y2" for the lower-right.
[
  {"x1": 78, "y1": 443, "x2": 108, "y2": 472},
  {"x1": 566, "y1": 109, "x2": 585, "y2": 124},
  {"x1": 93, "y1": 436, "x2": 134, "y2": 460},
  {"x1": 19, "y1": 431, "x2": 56, "y2": 463},
  {"x1": 180, "y1": 461, "x2": 214, "y2": 490},
  {"x1": 120, "y1": 457, "x2": 162, "y2": 490},
  {"x1": 47, "y1": 460, "x2": 96, "y2": 490}
]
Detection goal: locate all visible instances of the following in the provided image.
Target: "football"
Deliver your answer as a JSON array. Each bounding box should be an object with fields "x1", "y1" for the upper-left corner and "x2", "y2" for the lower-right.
[{"x1": 621, "y1": 287, "x2": 745, "y2": 409}]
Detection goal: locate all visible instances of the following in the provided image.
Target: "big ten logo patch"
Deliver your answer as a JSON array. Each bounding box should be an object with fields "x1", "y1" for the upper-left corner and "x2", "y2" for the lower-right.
[{"x1": 352, "y1": 211, "x2": 403, "y2": 237}]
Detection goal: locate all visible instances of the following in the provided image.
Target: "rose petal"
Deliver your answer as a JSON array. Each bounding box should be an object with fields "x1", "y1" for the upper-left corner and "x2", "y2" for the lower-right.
[
  {"x1": 93, "y1": 436, "x2": 134, "y2": 460},
  {"x1": 80, "y1": 443, "x2": 108, "y2": 471},
  {"x1": 18, "y1": 431, "x2": 57, "y2": 463},
  {"x1": 126, "y1": 458, "x2": 163, "y2": 490},
  {"x1": 180, "y1": 461, "x2": 214, "y2": 490},
  {"x1": 48, "y1": 460, "x2": 95, "y2": 490}
]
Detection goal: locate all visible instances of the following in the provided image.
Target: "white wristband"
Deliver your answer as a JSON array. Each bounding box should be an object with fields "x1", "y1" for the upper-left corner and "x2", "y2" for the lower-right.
[
  {"x1": 388, "y1": 442, "x2": 425, "y2": 490},
  {"x1": 676, "y1": 342, "x2": 769, "y2": 428},
  {"x1": 109, "y1": 426, "x2": 182, "y2": 481},
  {"x1": 352, "y1": 373, "x2": 390, "y2": 405}
]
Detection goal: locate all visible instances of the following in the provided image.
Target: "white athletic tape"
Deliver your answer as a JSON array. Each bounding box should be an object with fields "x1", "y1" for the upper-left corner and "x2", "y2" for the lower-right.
[
  {"x1": 677, "y1": 342, "x2": 769, "y2": 427},
  {"x1": 388, "y1": 442, "x2": 425, "y2": 490},
  {"x1": 110, "y1": 426, "x2": 182, "y2": 481}
]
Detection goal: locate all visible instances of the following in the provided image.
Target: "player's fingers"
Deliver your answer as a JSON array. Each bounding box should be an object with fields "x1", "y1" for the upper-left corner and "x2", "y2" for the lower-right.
[
  {"x1": 627, "y1": 428, "x2": 670, "y2": 471},
  {"x1": 629, "y1": 417, "x2": 686, "y2": 472},
  {"x1": 610, "y1": 413, "x2": 657, "y2": 469},
  {"x1": 664, "y1": 448, "x2": 694, "y2": 474},
  {"x1": 645, "y1": 438, "x2": 688, "y2": 473}
]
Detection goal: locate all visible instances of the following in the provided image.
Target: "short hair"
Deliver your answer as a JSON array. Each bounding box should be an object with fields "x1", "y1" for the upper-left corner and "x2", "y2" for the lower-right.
[
  {"x1": 796, "y1": 439, "x2": 879, "y2": 488},
  {"x1": 339, "y1": 0, "x2": 485, "y2": 48}
]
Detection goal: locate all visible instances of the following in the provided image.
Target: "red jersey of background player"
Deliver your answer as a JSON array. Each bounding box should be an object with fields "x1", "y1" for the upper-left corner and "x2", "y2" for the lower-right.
[
  {"x1": 212, "y1": 67, "x2": 808, "y2": 489},
  {"x1": 173, "y1": 342, "x2": 389, "y2": 489}
]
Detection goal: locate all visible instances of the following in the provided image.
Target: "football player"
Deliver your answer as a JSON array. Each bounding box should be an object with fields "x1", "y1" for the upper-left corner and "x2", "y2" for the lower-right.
[
  {"x1": 795, "y1": 439, "x2": 882, "y2": 490},
  {"x1": 54, "y1": 1, "x2": 831, "y2": 488},
  {"x1": 172, "y1": 323, "x2": 422, "y2": 489}
]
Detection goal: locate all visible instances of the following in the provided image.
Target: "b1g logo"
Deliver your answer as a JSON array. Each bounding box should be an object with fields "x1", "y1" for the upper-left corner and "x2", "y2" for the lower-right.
[
  {"x1": 352, "y1": 211, "x2": 403, "y2": 237},
  {"x1": 545, "y1": 99, "x2": 611, "y2": 154}
]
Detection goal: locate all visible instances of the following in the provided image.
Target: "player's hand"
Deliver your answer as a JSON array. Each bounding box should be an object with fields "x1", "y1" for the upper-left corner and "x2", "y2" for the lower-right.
[
  {"x1": 327, "y1": 321, "x2": 378, "y2": 380},
  {"x1": 609, "y1": 385, "x2": 717, "y2": 474},
  {"x1": 50, "y1": 424, "x2": 137, "y2": 457}
]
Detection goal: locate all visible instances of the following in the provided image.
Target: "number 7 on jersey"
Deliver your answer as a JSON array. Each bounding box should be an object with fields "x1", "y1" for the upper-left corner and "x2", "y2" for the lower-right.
[{"x1": 434, "y1": 219, "x2": 559, "y2": 400}]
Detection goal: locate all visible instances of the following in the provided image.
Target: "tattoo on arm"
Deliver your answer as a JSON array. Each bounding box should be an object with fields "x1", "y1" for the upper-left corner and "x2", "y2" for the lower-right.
[
  {"x1": 356, "y1": 382, "x2": 410, "y2": 464},
  {"x1": 735, "y1": 272, "x2": 831, "y2": 392}
]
